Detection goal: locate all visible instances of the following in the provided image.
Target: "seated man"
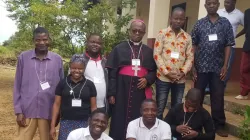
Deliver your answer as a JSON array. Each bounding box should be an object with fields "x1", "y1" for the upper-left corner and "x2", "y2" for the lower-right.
[
  {"x1": 67, "y1": 109, "x2": 112, "y2": 140},
  {"x1": 126, "y1": 99, "x2": 172, "y2": 140},
  {"x1": 164, "y1": 88, "x2": 215, "y2": 140}
]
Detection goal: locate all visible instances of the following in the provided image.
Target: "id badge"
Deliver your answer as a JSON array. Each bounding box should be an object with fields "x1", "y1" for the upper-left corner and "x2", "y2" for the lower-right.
[
  {"x1": 132, "y1": 59, "x2": 140, "y2": 66},
  {"x1": 208, "y1": 34, "x2": 218, "y2": 41},
  {"x1": 72, "y1": 99, "x2": 82, "y2": 107},
  {"x1": 93, "y1": 77, "x2": 102, "y2": 83},
  {"x1": 40, "y1": 82, "x2": 50, "y2": 90},
  {"x1": 170, "y1": 52, "x2": 180, "y2": 59}
]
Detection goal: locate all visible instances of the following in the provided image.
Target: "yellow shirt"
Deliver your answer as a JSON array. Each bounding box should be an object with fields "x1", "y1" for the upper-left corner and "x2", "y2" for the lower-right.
[{"x1": 153, "y1": 27, "x2": 194, "y2": 83}]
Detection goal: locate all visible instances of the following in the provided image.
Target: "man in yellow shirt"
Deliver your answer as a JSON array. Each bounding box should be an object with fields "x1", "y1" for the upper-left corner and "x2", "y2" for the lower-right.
[{"x1": 153, "y1": 7, "x2": 194, "y2": 119}]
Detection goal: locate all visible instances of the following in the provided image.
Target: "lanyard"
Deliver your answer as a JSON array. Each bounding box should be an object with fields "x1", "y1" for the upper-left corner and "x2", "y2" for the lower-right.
[
  {"x1": 127, "y1": 41, "x2": 143, "y2": 59},
  {"x1": 66, "y1": 77, "x2": 81, "y2": 95},
  {"x1": 34, "y1": 60, "x2": 48, "y2": 83},
  {"x1": 66, "y1": 78, "x2": 87, "y2": 99},
  {"x1": 183, "y1": 112, "x2": 195, "y2": 125}
]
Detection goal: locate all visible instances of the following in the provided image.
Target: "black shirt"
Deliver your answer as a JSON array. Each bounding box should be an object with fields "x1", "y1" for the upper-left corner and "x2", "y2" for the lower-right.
[
  {"x1": 55, "y1": 76, "x2": 97, "y2": 120},
  {"x1": 164, "y1": 103, "x2": 215, "y2": 140},
  {"x1": 243, "y1": 8, "x2": 250, "y2": 52}
]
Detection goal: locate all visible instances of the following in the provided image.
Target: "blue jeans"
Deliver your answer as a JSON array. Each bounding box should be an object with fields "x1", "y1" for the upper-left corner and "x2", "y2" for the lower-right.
[
  {"x1": 156, "y1": 79, "x2": 185, "y2": 119},
  {"x1": 206, "y1": 47, "x2": 235, "y2": 91}
]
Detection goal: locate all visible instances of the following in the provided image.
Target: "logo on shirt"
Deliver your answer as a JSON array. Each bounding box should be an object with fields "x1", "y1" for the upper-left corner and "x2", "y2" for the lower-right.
[{"x1": 150, "y1": 134, "x2": 158, "y2": 140}]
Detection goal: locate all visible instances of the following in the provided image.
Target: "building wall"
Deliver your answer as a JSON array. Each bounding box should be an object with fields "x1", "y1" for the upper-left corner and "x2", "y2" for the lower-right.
[
  {"x1": 136, "y1": 0, "x2": 150, "y2": 44},
  {"x1": 169, "y1": 0, "x2": 200, "y2": 34}
]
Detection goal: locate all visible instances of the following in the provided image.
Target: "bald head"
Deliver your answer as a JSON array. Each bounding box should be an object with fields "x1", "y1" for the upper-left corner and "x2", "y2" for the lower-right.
[
  {"x1": 128, "y1": 20, "x2": 146, "y2": 43},
  {"x1": 129, "y1": 20, "x2": 146, "y2": 31},
  {"x1": 185, "y1": 88, "x2": 202, "y2": 103}
]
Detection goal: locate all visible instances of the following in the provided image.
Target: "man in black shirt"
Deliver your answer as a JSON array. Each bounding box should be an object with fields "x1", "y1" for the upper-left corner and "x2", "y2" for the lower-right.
[
  {"x1": 235, "y1": 8, "x2": 250, "y2": 100},
  {"x1": 164, "y1": 88, "x2": 215, "y2": 140}
]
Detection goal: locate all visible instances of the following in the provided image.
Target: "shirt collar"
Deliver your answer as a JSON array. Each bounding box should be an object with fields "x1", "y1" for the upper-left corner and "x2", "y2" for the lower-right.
[
  {"x1": 85, "y1": 52, "x2": 101, "y2": 61},
  {"x1": 67, "y1": 75, "x2": 85, "y2": 84},
  {"x1": 222, "y1": 8, "x2": 237, "y2": 14},
  {"x1": 128, "y1": 40, "x2": 142, "y2": 46},
  {"x1": 83, "y1": 126, "x2": 106, "y2": 139},
  {"x1": 139, "y1": 117, "x2": 159, "y2": 130},
  {"x1": 204, "y1": 14, "x2": 223, "y2": 24},
  {"x1": 167, "y1": 26, "x2": 187, "y2": 39},
  {"x1": 30, "y1": 49, "x2": 52, "y2": 60}
]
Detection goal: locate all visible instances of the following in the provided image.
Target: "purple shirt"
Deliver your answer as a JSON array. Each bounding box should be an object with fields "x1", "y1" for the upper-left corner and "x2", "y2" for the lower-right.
[{"x1": 13, "y1": 50, "x2": 64, "y2": 120}]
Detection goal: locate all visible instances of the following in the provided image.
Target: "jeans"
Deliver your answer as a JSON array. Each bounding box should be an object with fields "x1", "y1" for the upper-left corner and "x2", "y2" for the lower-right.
[
  {"x1": 156, "y1": 79, "x2": 185, "y2": 119},
  {"x1": 195, "y1": 72, "x2": 225, "y2": 129},
  {"x1": 205, "y1": 47, "x2": 235, "y2": 91}
]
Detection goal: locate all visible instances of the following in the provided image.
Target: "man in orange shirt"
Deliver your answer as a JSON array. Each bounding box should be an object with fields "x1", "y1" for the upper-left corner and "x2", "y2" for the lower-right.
[{"x1": 154, "y1": 7, "x2": 194, "y2": 119}]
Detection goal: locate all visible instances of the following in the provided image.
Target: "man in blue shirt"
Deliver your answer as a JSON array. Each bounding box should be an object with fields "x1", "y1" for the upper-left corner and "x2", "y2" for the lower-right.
[{"x1": 191, "y1": 0, "x2": 235, "y2": 137}]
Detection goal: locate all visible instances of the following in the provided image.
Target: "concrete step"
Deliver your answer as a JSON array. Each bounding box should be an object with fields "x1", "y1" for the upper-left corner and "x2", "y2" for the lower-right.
[
  {"x1": 203, "y1": 104, "x2": 244, "y2": 137},
  {"x1": 163, "y1": 107, "x2": 240, "y2": 140},
  {"x1": 203, "y1": 95, "x2": 249, "y2": 116}
]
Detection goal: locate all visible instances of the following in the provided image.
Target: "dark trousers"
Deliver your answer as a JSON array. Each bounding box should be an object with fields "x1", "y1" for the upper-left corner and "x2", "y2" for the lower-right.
[
  {"x1": 194, "y1": 72, "x2": 225, "y2": 129},
  {"x1": 156, "y1": 79, "x2": 185, "y2": 119}
]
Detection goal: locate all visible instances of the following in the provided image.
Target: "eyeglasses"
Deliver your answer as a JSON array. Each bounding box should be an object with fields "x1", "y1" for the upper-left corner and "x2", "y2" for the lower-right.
[{"x1": 130, "y1": 29, "x2": 145, "y2": 35}]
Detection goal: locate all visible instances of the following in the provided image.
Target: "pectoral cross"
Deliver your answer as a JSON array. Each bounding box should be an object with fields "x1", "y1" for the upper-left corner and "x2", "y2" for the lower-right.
[
  {"x1": 132, "y1": 65, "x2": 141, "y2": 76},
  {"x1": 70, "y1": 89, "x2": 73, "y2": 95}
]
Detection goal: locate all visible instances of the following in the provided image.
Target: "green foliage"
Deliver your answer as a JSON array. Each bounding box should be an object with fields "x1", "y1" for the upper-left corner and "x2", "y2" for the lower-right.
[
  {"x1": 0, "y1": 46, "x2": 16, "y2": 58},
  {"x1": 239, "y1": 105, "x2": 250, "y2": 140},
  {"x1": 5, "y1": 0, "x2": 135, "y2": 57}
]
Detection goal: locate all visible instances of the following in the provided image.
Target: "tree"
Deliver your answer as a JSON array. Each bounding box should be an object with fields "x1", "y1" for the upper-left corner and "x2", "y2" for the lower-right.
[{"x1": 5, "y1": 0, "x2": 136, "y2": 57}]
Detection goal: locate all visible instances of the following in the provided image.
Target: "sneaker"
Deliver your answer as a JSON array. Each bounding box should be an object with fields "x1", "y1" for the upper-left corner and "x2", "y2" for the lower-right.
[
  {"x1": 216, "y1": 129, "x2": 228, "y2": 137},
  {"x1": 235, "y1": 95, "x2": 248, "y2": 100}
]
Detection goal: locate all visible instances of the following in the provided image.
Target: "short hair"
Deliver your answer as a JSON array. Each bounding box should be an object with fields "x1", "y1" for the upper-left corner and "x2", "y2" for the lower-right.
[
  {"x1": 185, "y1": 88, "x2": 202, "y2": 103},
  {"x1": 89, "y1": 108, "x2": 108, "y2": 120},
  {"x1": 86, "y1": 33, "x2": 102, "y2": 41},
  {"x1": 171, "y1": 7, "x2": 185, "y2": 16},
  {"x1": 205, "y1": 0, "x2": 219, "y2": 3},
  {"x1": 141, "y1": 99, "x2": 157, "y2": 108},
  {"x1": 129, "y1": 19, "x2": 146, "y2": 30},
  {"x1": 70, "y1": 54, "x2": 86, "y2": 66},
  {"x1": 33, "y1": 27, "x2": 49, "y2": 38}
]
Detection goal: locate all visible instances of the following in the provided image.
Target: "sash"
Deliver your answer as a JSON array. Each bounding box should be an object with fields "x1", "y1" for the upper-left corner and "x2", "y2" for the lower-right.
[{"x1": 119, "y1": 66, "x2": 152, "y2": 99}]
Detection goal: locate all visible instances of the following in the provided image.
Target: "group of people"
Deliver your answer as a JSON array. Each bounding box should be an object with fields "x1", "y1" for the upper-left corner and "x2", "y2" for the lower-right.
[{"x1": 12, "y1": 0, "x2": 250, "y2": 139}]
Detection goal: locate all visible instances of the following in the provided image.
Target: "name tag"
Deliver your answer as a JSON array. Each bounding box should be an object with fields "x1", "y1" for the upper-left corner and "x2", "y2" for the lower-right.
[
  {"x1": 72, "y1": 99, "x2": 82, "y2": 107},
  {"x1": 93, "y1": 77, "x2": 102, "y2": 83},
  {"x1": 171, "y1": 52, "x2": 180, "y2": 59},
  {"x1": 208, "y1": 34, "x2": 218, "y2": 41},
  {"x1": 40, "y1": 82, "x2": 50, "y2": 90},
  {"x1": 132, "y1": 59, "x2": 140, "y2": 66}
]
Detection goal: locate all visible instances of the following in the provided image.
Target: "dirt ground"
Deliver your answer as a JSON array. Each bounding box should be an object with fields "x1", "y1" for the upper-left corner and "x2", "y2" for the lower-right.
[
  {"x1": 0, "y1": 65, "x2": 41, "y2": 140},
  {"x1": 0, "y1": 65, "x2": 238, "y2": 140}
]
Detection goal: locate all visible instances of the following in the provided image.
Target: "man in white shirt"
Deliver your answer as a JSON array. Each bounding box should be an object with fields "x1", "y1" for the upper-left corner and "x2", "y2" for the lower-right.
[
  {"x1": 126, "y1": 99, "x2": 171, "y2": 140},
  {"x1": 67, "y1": 109, "x2": 112, "y2": 140},
  {"x1": 71, "y1": 33, "x2": 108, "y2": 112},
  {"x1": 205, "y1": 0, "x2": 244, "y2": 93},
  {"x1": 217, "y1": 0, "x2": 244, "y2": 87}
]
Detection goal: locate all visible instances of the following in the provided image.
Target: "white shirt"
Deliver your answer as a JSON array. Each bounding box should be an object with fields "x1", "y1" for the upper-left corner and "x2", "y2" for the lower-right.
[
  {"x1": 84, "y1": 60, "x2": 106, "y2": 108},
  {"x1": 126, "y1": 117, "x2": 172, "y2": 140},
  {"x1": 67, "y1": 127, "x2": 113, "y2": 140},
  {"x1": 218, "y1": 8, "x2": 244, "y2": 47}
]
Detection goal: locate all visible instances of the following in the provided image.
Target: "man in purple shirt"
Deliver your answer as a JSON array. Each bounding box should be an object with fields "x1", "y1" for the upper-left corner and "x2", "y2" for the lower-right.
[{"x1": 13, "y1": 27, "x2": 64, "y2": 140}]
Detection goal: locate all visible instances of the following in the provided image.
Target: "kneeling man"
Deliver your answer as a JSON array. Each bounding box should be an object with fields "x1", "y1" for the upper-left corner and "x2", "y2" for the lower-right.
[
  {"x1": 164, "y1": 88, "x2": 215, "y2": 140},
  {"x1": 126, "y1": 99, "x2": 172, "y2": 140},
  {"x1": 67, "y1": 109, "x2": 112, "y2": 140}
]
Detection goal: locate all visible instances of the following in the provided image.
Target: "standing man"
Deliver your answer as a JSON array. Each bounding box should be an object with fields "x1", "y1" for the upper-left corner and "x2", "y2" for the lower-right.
[
  {"x1": 13, "y1": 27, "x2": 64, "y2": 140},
  {"x1": 106, "y1": 20, "x2": 157, "y2": 140},
  {"x1": 235, "y1": 8, "x2": 250, "y2": 100},
  {"x1": 72, "y1": 33, "x2": 109, "y2": 111},
  {"x1": 191, "y1": 0, "x2": 235, "y2": 137},
  {"x1": 154, "y1": 7, "x2": 194, "y2": 119}
]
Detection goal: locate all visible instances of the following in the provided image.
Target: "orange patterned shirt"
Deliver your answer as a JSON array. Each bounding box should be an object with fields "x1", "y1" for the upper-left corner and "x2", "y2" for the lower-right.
[{"x1": 153, "y1": 27, "x2": 194, "y2": 83}]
